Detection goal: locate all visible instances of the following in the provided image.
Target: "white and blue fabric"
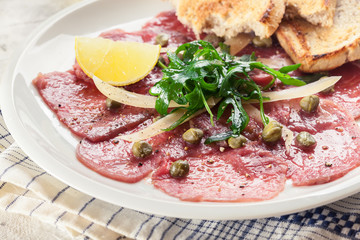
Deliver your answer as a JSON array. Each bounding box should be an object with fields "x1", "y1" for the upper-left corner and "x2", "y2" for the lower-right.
[{"x1": 0, "y1": 109, "x2": 360, "y2": 240}]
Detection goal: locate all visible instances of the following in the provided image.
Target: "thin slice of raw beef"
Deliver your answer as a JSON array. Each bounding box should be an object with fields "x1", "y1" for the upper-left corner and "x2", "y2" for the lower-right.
[
  {"x1": 76, "y1": 120, "x2": 165, "y2": 183},
  {"x1": 77, "y1": 112, "x2": 287, "y2": 201},
  {"x1": 319, "y1": 61, "x2": 360, "y2": 119},
  {"x1": 152, "y1": 142, "x2": 287, "y2": 202},
  {"x1": 33, "y1": 71, "x2": 156, "y2": 142},
  {"x1": 76, "y1": 112, "x2": 228, "y2": 183},
  {"x1": 264, "y1": 99, "x2": 360, "y2": 186}
]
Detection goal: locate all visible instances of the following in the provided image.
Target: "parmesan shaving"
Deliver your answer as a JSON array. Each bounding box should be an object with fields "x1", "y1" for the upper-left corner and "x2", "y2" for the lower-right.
[
  {"x1": 92, "y1": 76, "x2": 184, "y2": 108},
  {"x1": 258, "y1": 57, "x2": 294, "y2": 69},
  {"x1": 261, "y1": 76, "x2": 341, "y2": 103},
  {"x1": 224, "y1": 33, "x2": 252, "y2": 56},
  {"x1": 118, "y1": 98, "x2": 220, "y2": 142},
  {"x1": 118, "y1": 108, "x2": 188, "y2": 142}
]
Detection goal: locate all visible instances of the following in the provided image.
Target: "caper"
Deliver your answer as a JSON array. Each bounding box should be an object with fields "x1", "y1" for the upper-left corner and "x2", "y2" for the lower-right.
[
  {"x1": 153, "y1": 116, "x2": 162, "y2": 123},
  {"x1": 300, "y1": 95, "x2": 320, "y2": 113},
  {"x1": 252, "y1": 36, "x2": 272, "y2": 48},
  {"x1": 228, "y1": 135, "x2": 247, "y2": 149},
  {"x1": 106, "y1": 98, "x2": 122, "y2": 109},
  {"x1": 296, "y1": 131, "x2": 316, "y2": 147},
  {"x1": 155, "y1": 33, "x2": 170, "y2": 47},
  {"x1": 157, "y1": 55, "x2": 167, "y2": 68},
  {"x1": 203, "y1": 33, "x2": 223, "y2": 48},
  {"x1": 170, "y1": 160, "x2": 189, "y2": 178},
  {"x1": 177, "y1": 51, "x2": 184, "y2": 60},
  {"x1": 321, "y1": 85, "x2": 335, "y2": 94},
  {"x1": 132, "y1": 141, "x2": 152, "y2": 158},
  {"x1": 182, "y1": 128, "x2": 204, "y2": 144},
  {"x1": 262, "y1": 121, "x2": 283, "y2": 142}
]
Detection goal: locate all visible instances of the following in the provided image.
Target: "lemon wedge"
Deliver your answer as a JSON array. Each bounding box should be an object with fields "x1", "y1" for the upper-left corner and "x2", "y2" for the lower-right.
[{"x1": 75, "y1": 37, "x2": 161, "y2": 86}]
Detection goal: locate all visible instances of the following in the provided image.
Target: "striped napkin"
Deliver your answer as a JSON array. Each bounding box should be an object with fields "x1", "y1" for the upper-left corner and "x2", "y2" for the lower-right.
[{"x1": 1, "y1": 109, "x2": 360, "y2": 240}]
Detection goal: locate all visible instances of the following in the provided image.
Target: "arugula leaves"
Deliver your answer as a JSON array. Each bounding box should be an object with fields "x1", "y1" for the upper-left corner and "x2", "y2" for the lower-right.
[{"x1": 149, "y1": 40, "x2": 304, "y2": 143}]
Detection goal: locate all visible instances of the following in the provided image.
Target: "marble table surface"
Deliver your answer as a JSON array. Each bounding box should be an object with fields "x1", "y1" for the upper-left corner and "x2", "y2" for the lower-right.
[{"x1": 0, "y1": 1, "x2": 83, "y2": 239}]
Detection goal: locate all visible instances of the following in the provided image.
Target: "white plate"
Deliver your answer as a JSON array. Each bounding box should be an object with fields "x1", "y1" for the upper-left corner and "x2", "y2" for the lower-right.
[{"x1": 2, "y1": 0, "x2": 360, "y2": 220}]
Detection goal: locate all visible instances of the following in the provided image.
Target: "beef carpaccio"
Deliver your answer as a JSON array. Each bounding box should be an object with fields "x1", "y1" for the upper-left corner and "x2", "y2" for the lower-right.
[{"x1": 33, "y1": 11, "x2": 360, "y2": 202}]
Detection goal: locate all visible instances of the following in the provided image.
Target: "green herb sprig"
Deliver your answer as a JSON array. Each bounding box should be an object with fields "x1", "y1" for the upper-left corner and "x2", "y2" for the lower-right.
[{"x1": 149, "y1": 40, "x2": 304, "y2": 143}]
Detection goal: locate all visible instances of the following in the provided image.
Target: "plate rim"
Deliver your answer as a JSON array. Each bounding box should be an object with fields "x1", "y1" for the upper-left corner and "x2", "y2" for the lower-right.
[{"x1": 2, "y1": 0, "x2": 360, "y2": 220}]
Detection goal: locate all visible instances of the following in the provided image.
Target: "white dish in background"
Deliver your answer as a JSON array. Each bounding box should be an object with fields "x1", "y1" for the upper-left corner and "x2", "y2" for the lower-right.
[{"x1": 2, "y1": 0, "x2": 360, "y2": 220}]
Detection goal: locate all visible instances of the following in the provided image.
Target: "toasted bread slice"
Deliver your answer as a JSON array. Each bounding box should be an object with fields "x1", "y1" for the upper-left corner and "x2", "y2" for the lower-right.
[
  {"x1": 169, "y1": 0, "x2": 286, "y2": 39},
  {"x1": 276, "y1": 0, "x2": 360, "y2": 73},
  {"x1": 285, "y1": 0, "x2": 337, "y2": 27}
]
